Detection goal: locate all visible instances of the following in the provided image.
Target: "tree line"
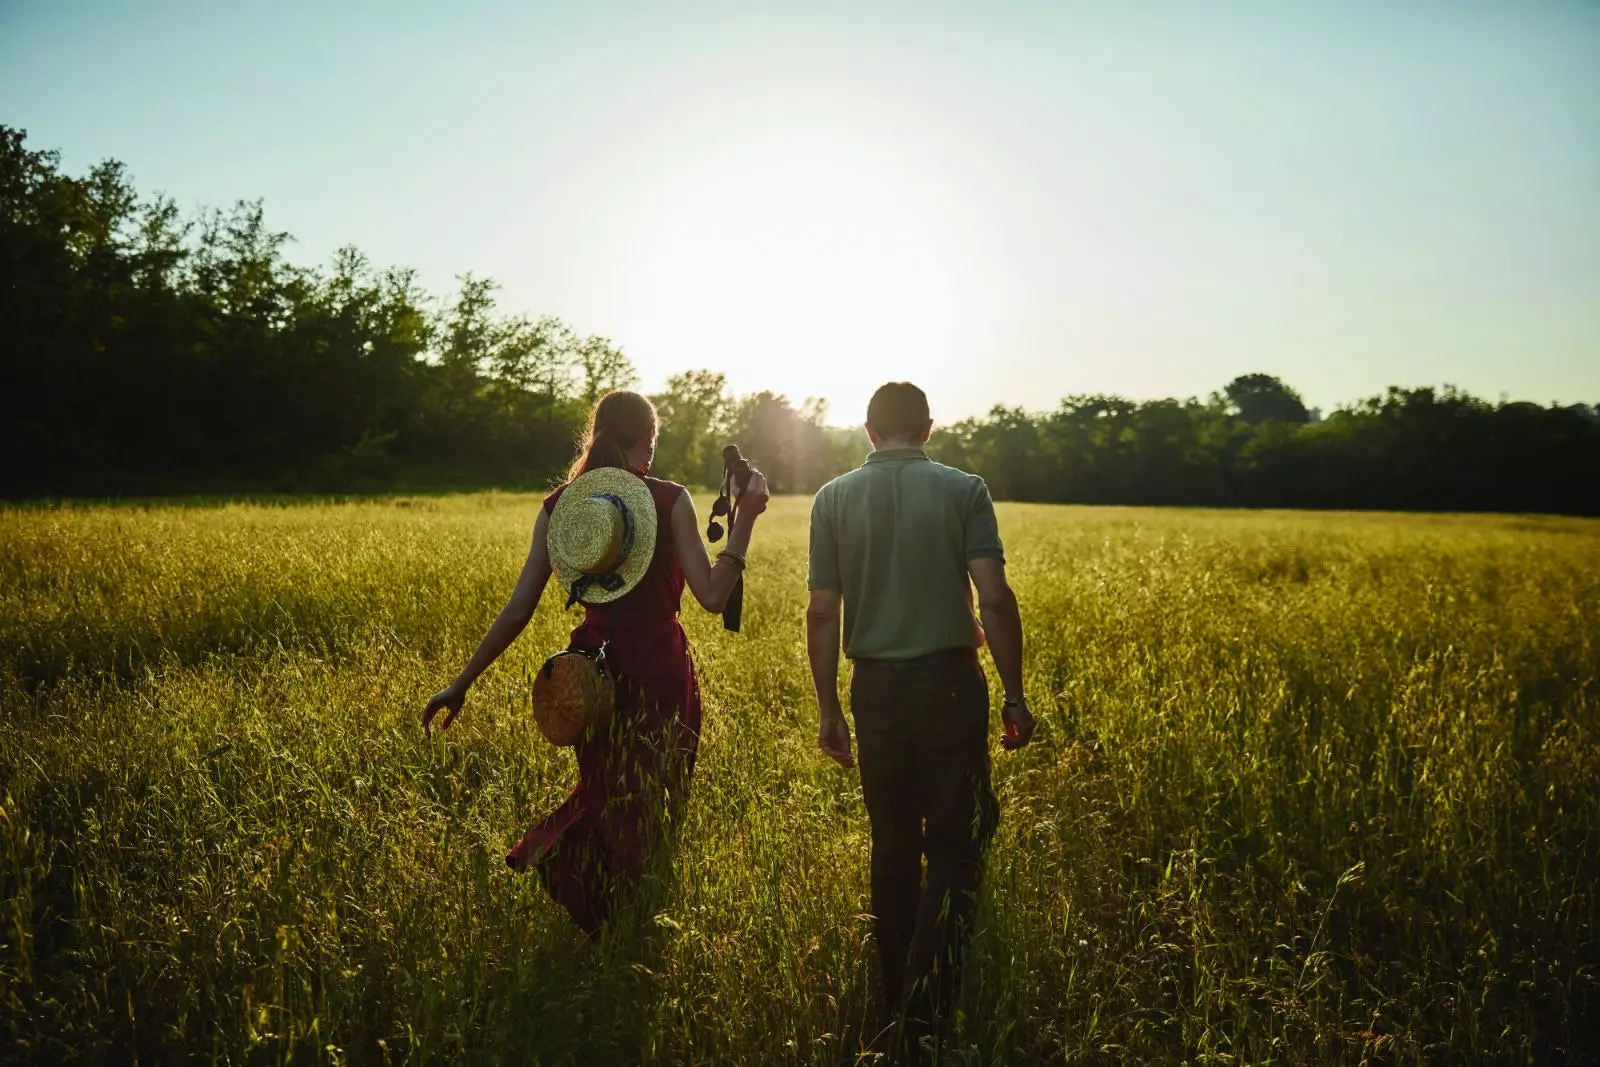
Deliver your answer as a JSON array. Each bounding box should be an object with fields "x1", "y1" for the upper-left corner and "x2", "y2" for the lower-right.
[
  {"x1": 3, "y1": 126, "x2": 1597, "y2": 513},
  {"x1": 0, "y1": 126, "x2": 859, "y2": 497},
  {"x1": 929, "y1": 376, "x2": 1600, "y2": 514}
]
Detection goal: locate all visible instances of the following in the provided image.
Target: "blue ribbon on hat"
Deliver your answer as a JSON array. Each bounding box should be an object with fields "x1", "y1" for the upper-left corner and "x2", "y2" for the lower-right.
[{"x1": 564, "y1": 492, "x2": 638, "y2": 608}]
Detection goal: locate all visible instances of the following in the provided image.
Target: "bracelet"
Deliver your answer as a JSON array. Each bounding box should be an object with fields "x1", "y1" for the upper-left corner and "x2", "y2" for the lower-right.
[
  {"x1": 716, "y1": 550, "x2": 747, "y2": 570},
  {"x1": 1003, "y1": 697, "x2": 1024, "y2": 708}
]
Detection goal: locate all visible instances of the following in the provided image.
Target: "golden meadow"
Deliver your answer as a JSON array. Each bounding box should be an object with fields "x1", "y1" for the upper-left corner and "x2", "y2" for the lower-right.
[{"x1": 2, "y1": 495, "x2": 1596, "y2": 1065}]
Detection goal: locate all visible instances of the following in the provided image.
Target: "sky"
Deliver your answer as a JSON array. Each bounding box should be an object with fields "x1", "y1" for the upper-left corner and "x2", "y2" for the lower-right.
[{"x1": 3, "y1": 0, "x2": 1597, "y2": 424}]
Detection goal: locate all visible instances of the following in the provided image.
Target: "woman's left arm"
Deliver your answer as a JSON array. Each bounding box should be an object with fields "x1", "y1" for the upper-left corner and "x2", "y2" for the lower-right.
[
  {"x1": 672, "y1": 477, "x2": 768, "y2": 615},
  {"x1": 423, "y1": 508, "x2": 554, "y2": 735}
]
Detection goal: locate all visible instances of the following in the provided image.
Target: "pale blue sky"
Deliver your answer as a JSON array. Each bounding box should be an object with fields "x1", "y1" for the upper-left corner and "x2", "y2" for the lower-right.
[{"x1": 4, "y1": 1, "x2": 1597, "y2": 422}]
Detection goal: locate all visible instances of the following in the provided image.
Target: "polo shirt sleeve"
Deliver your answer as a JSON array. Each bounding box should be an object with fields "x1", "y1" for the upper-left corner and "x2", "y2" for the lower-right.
[
  {"x1": 807, "y1": 489, "x2": 842, "y2": 591},
  {"x1": 965, "y1": 478, "x2": 1005, "y2": 562}
]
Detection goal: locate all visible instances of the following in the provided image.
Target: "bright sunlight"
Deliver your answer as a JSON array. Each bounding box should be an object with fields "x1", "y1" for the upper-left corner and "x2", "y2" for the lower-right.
[{"x1": 623, "y1": 128, "x2": 969, "y2": 422}]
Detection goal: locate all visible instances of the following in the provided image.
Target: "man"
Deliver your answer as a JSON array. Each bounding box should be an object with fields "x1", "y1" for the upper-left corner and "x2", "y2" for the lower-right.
[{"x1": 805, "y1": 381, "x2": 1036, "y2": 1053}]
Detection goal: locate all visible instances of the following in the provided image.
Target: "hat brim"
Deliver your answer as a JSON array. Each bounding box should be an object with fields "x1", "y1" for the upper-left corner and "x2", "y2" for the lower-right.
[{"x1": 548, "y1": 468, "x2": 659, "y2": 605}]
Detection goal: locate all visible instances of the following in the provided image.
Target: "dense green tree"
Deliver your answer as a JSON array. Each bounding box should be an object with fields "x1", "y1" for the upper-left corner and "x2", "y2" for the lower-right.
[
  {"x1": 576, "y1": 334, "x2": 637, "y2": 405},
  {"x1": 0, "y1": 127, "x2": 622, "y2": 493},
  {"x1": 3, "y1": 126, "x2": 1596, "y2": 514},
  {"x1": 650, "y1": 370, "x2": 731, "y2": 487},
  {"x1": 1224, "y1": 372, "x2": 1312, "y2": 424},
  {"x1": 725, "y1": 391, "x2": 817, "y2": 494}
]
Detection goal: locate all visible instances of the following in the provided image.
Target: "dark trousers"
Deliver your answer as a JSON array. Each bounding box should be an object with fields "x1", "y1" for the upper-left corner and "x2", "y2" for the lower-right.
[{"x1": 851, "y1": 651, "x2": 999, "y2": 1043}]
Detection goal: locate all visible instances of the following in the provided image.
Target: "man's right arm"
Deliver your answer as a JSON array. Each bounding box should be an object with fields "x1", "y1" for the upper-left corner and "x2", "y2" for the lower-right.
[
  {"x1": 806, "y1": 589, "x2": 854, "y2": 767},
  {"x1": 806, "y1": 489, "x2": 854, "y2": 767},
  {"x1": 969, "y1": 557, "x2": 1035, "y2": 750}
]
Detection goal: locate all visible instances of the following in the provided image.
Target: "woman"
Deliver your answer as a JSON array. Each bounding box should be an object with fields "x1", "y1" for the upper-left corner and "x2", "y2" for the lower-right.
[{"x1": 421, "y1": 390, "x2": 768, "y2": 933}]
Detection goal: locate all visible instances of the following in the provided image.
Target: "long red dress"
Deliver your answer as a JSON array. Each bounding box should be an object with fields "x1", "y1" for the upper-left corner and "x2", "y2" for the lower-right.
[{"x1": 506, "y1": 476, "x2": 703, "y2": 933}]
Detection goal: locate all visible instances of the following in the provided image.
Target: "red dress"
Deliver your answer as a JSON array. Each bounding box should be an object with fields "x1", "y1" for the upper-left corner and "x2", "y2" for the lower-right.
[{"x1": 506, "y1": 476, "x2": 703, "y2": 933}]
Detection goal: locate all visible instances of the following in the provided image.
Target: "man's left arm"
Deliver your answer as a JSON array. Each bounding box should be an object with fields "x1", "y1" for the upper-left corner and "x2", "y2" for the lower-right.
[{"x1": 966, "y1": 477, "x2": 1035, "y2": 751}]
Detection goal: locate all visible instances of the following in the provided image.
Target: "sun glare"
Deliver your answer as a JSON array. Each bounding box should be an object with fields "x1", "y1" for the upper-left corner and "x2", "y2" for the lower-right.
[{"x1": 624, "y1": 130, "x2": 967, "y2": 422}]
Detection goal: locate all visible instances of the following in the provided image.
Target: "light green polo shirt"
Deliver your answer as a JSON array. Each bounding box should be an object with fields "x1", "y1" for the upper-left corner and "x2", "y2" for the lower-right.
[{"x1": 808, "y1": 447, "x2": 1005, "y2": 661}]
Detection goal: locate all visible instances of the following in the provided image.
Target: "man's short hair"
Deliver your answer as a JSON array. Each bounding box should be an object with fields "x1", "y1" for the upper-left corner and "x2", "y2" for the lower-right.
[{"x1": 866, "y1": 382, "x2": 931, "y2": 440}]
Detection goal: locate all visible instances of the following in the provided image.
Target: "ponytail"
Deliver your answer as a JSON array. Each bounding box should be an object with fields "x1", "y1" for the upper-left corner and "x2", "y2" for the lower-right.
[
  {"x1": 572, "y1": 427, "x2": 632, "y2": 480},
  {"x1": 567, "y1": 391, "x2": 659, "y2": 483}
]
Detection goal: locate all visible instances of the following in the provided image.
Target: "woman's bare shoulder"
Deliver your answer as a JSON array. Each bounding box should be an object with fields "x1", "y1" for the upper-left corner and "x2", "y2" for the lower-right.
[{"x1": 542, "y1": 483, "x2": 569, "y2": 514}]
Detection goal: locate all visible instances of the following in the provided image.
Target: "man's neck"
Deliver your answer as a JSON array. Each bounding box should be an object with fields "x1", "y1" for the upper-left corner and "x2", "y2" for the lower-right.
[{"x1": 873, "y1": 438, "x2": 925, "y2": 452}]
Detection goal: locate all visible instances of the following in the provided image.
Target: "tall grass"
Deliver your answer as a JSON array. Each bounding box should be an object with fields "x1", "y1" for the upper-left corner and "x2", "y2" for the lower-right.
[{"x1": 2, "y1": 495, "x2": 1596, "y2": 1064}]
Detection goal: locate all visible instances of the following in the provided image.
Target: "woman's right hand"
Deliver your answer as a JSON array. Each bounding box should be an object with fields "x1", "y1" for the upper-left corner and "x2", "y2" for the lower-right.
[
  {"x1": 735, "y1": 470, "x2": 770, "y2": 520},
  {"x1": 423, "y1": 680, "x2": 468, "y2": 738}
]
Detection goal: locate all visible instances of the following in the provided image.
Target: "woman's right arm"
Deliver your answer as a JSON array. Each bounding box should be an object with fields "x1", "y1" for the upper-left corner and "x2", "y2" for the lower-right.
[
  {"x1": 672, "y1": 476, "x2": 768, "y2": 615},
  {"x1": 423, "y1": 507, "x2": 554, "y2": 736}
]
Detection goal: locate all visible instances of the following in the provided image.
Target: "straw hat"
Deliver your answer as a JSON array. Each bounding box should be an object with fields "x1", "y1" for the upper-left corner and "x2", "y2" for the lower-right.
[
  {"x1": 532, "y1": 649, "x2": 614, "y2": 746},
  {"x1": 547, "y1": 467, "x2": 658, "y2": 606}
]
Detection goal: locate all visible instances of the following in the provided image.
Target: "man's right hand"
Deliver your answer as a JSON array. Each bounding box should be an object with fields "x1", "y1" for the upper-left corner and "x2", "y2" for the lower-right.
[
  {"x1": 1001, "y1": 697, "x2": 1036, "y2": 751},
  {"x1": 818, "y1": 707, "x2": 854, "y2": 768}
]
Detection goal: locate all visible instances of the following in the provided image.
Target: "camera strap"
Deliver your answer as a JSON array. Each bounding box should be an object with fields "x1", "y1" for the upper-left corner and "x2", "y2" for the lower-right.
[
  {"x1": 705, "y1": 453, "x2": 746, "y2": 633},
  {"x1": 720, "y1": 462, "x2": 743, "y2": 632},
  {"x1": 722, "y1": 574, "x2": 743, "y2": 633}
]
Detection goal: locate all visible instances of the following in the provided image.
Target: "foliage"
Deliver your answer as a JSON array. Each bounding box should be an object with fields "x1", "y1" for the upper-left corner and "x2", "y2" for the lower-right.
[
  {"x1": 0, "y1": 127, "x2": 621, "y2": 494},
  {"x1": 930, "y1": 384, "x2": 1600, "y2": 515},
  {"x1": 1223, "y1": 372, "x2": 1312, "y2": 425},
  {"x1": 2, "y1": 496, "x2": 1597, "y2": 1064},
  {"x1": 647, "y1": 375, "x2": 866, "y2": 492},
  {"x1": 6, "y1": 125, "x2": 1598, "y2": 512}
]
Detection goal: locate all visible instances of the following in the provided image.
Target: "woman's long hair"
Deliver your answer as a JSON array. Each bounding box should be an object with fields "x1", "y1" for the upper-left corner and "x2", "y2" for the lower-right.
[{"x1": 567, "y1": 390, "x2": 659, "y2": 483}]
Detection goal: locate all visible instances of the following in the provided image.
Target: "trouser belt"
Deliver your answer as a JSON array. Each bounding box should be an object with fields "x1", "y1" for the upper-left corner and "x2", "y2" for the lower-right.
[{"x1": 852, "y1": 647, "x2": 979, "y2": 670}]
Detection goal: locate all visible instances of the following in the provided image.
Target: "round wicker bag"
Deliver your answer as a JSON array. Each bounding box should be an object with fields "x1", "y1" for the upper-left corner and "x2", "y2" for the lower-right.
[{"x1": 532, "y1": 649, "x2": 614, "y2": 746}]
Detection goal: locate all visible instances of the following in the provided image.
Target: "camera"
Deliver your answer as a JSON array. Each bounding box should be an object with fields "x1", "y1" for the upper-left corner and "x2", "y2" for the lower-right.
[
  {"x1": 722, "y1": 445, "x2": 754, "y2": 494},
  {"x1": 707, "y1": 444, "x2": 757, "y2": 633},
  {"x1": 707, "y1": 444, "x2": 756, "y2": 543}
]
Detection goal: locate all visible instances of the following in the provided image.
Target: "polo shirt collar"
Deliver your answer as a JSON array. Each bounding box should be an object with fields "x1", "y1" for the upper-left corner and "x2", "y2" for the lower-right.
[{"x1": 865, "y1": 447, "x2": 929, "y2": 465}]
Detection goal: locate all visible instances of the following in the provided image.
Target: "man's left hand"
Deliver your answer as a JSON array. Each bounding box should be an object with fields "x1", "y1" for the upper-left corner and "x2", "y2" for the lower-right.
[{"x1": 1001, "y1": 697, "x2": 1036, "y2": 751}]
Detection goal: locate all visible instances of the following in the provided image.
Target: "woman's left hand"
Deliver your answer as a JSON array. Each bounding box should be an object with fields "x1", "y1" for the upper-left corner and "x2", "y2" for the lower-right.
[{"x1": 735, "y1": 470, "x2": 770, "y2": 519}]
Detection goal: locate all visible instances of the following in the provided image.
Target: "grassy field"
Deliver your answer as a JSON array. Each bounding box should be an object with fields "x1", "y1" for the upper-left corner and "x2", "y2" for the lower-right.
[{"x1": 2, "y1": 494, "x2": 1597, "y2": 1065}]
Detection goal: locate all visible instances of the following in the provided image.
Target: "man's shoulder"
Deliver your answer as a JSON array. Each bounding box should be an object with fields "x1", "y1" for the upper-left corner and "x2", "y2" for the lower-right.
[
  {"x1": 921, "y1": 459, "x2": 988, "y2": 496},
  {"x1": 814, "y1": 456, "x2": 987, "y2": 506},
  {"x1": 924, "y1": 458, "x2": 982, "y2": 482},
  {"x1": 814, "y1": 466, "x2": 866, "y2": 503}
]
